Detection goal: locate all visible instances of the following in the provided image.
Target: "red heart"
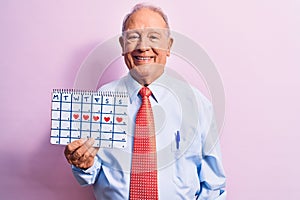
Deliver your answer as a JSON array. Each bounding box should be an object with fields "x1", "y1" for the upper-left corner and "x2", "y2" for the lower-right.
[
  {"x1": 73, "y1": 114, "x2": 79, "y2": 119},
  {"x1": 93, "y1": 116, "x2": 99, "y2": 121},
  {"x1": 104, "y1": 117, "x2": 110, "y2": 122},
  {"x1": 116, "y1": 117, "x2": 123, "y2": 123},
  {"x1": 83, "y1": 115, "x2": 89, "y2": 120}
]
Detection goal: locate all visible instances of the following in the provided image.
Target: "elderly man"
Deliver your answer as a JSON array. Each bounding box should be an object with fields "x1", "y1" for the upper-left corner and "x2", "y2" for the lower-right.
[{"x1": 64, "y1": 3, "x2": 226, "y2": 199}]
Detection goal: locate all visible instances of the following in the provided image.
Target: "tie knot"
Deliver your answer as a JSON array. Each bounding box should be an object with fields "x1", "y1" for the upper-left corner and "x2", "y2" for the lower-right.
[{"x1": 139, "y1": 87, "x2": 152, "y2": 98}]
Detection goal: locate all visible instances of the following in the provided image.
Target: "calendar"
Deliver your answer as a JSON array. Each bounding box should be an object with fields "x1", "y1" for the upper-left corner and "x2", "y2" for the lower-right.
[{"x1": 50, "y1": 89, "x2": 129, "y2": 148}]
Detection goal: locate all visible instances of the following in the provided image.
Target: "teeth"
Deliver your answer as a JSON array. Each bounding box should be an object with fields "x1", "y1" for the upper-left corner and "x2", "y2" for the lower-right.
[{"x1": 135, "y1": 56, "x2": 152, "y2": 60}]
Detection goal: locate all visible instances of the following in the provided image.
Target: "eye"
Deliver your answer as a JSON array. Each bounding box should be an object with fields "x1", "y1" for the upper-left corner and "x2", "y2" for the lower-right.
[
  {"x1": 149, "y1": 36, "x2": 159, "y2": 40},
  {"x1": 148, "y1": 33, "x2": 161, "y2": 42},
  {"x1": 126, "y1": 33, "x2": 140, "y2": 42}
]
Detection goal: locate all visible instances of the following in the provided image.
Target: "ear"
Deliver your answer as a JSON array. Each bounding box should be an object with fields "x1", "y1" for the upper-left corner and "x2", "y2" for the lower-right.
[
  {"x1": 119, "y1": 36, "x2": 125, "y2": 55},
  {"x1": 166, "y1": 37, "x2": 174, "y2": 57}
]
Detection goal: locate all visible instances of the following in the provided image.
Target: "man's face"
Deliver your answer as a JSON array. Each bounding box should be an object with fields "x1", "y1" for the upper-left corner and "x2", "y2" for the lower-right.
[{"x1": 120, "y1": 8, "x2": 173, "y2": 85}]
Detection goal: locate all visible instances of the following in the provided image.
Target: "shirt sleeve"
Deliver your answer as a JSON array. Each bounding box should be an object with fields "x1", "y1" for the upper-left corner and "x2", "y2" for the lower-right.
[
  {"x1": 195, "y1": 89, "x2": 226, "y2": 199},
  {"x1": 198, "y1": 142, "x2": 226, "y2": 199},
  {"x1": 71, "y1": 155, "x2": 102, "y2": 186}
]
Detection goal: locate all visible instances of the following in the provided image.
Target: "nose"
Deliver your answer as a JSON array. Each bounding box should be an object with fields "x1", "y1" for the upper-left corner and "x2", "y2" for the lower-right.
[{"x1": 136, "y1": 37, "x2": 150, "y2": 52}]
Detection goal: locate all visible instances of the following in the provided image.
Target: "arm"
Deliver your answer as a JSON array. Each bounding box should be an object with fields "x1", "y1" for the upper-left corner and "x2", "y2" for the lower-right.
[
  {"x1": 197, "y1": 141, "x2": 226, "y2": 199},
  {"x1": 64, "y1": 138, "x2": 101, "y2": 186},
  {"x1": 71, "y1": 155, "x2": 102, "y2": 186},
  {"x1": 195, "y1": 89, "x2": 226, "y2": 199}
]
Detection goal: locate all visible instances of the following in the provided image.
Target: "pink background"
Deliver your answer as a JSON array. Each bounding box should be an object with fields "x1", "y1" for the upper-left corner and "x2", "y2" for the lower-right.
[{"x1": 1, "y1": 0, "x2": 299, "y2": 199}]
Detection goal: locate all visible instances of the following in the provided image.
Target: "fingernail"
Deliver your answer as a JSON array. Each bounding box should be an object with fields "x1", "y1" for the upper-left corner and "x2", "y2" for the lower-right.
[
  {"x1": 86, "y1": 138, "x2": 95, "y2": 144},
  {"x1": 80, "y1": 138, "x2": 88, "y2": 143}
]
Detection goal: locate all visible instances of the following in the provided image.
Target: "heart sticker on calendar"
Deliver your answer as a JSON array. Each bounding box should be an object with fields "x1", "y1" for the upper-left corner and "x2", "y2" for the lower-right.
[
  {"x1": 83, "y1": 115, "x2": 89, "y2": 120},
  {"x1": 116, "y1": 117, "x2": 123, "y2": 123},
  {"x1": 93, "y1": 116, "x2": 99, "y2": 121},
  {"x1": 73, "y1": 114, "x2": 79, "y2": 119},
  {"x1": 104, "y1": 117, "x2": 110, "y2": 122}
]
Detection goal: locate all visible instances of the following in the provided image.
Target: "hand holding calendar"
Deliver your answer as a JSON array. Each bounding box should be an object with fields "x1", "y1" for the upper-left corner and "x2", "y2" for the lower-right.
[{"x1": 64, "y1": 138, "x2": 99, "y2": 169}]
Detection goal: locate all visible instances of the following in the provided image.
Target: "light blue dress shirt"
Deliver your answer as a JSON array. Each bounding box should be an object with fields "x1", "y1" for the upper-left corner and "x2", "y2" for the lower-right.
[{"x1": 72, "y1": 73, "x2": 226, "y2": 199}]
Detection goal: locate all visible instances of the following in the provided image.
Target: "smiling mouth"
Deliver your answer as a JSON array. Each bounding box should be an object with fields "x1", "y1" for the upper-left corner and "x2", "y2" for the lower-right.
[{"x1": 133, "y1": 56, "x2": 155, "y2": 62}]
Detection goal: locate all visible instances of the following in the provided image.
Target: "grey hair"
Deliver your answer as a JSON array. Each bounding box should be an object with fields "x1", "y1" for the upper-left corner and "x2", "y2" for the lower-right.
[{"x1": 121, "y1": 3, "x2": 170, "y2": 33}]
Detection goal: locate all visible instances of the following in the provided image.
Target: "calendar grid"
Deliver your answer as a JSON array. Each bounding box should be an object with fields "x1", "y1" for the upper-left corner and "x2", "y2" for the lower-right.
[
  {"x1": 69, "y1": 92, "x2": 73, "y2": 144},
  {"x1": 51, "y1": 90, "x2": 128, "y2": 148},
  {"x1": 111, "y1": 94, "x2": 116, "y2": 148},
  {"x1": 79, "y1": 93, "x2": 84, "y2": 142},
  {"x1": 89, "y1": 93, "x2": 93, "y2": 140},
  {"x1": 99, "y1": 95, "x2": 103, "y2": 147},
  {"x1": 58, "y1": 92, "x2": 62, "y2": 144}
]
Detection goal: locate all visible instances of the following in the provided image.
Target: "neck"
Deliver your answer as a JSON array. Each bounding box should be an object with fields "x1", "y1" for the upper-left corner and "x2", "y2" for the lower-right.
[{"x1": 129, "y1": 71, "x2": 163, "y2": 86}]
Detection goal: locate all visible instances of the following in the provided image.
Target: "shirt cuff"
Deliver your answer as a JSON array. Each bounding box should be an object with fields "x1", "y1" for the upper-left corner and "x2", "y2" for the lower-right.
[
  {"x1": 71, "y1": 156, "x2": 99, "y2": 174},
  {"x1": 71, "y1": 155, "x2": 101, "y2": 186}
]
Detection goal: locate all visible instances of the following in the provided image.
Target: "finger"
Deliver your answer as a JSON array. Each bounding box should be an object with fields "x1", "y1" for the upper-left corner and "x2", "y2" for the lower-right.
[
  {"x1": 77, "y1": 148, "x2": 100, "y2": 169},
  {"x1": 64, "y1": 139, "x2": 87, "y2": 164},
  {"x1": 83, "y1": 138, "x2": 95, "y2": 149},
  {"x1": 90, "y1": 147, "x2": 99, "y2": 157},
  {"x1": 77, "y1": 146, "x2": 99, "y2": 163},
  {"x1": 70, "y1": 138, "x2": 95, "y2": 161},
  {"x1": 77, "y1": 160, "x2": 92, "y2": 170},
  {"x1": 74, "y1": 139, "x2": 96, "y2": 162},
  {"x1": 64, "y1": 138, "x2": 86, "y2": 155}
]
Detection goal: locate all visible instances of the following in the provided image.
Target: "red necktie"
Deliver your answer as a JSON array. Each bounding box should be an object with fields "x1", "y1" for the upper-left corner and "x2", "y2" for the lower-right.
[{"x1": 129, "y1": 87, "x2": 158, "y2": 199}]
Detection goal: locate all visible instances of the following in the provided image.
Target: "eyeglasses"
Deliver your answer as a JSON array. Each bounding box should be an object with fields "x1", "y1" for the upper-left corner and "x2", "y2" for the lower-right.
[{"x1": 122, "y1": 28, "x2": 170, "y2": 53}]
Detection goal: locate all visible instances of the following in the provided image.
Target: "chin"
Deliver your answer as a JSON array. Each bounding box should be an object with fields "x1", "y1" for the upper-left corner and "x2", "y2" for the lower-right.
[{"x1": 130, "y1": 65, "x2": 164, "y2": 85}]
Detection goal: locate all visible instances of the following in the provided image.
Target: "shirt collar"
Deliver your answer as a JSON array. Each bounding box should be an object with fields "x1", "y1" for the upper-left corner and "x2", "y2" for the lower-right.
[{"x1": 125, "y1": 72, "x2": 169, "y2": 103}]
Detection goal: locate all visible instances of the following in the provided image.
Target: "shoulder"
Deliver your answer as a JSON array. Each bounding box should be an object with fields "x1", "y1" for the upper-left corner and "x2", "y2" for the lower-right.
[
  {"x1": 162, "y1": 74, "x2": 212, "y2": 108},
  {"x1": 98, "y1": 76, "x2": 128, "y2": 92}
]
